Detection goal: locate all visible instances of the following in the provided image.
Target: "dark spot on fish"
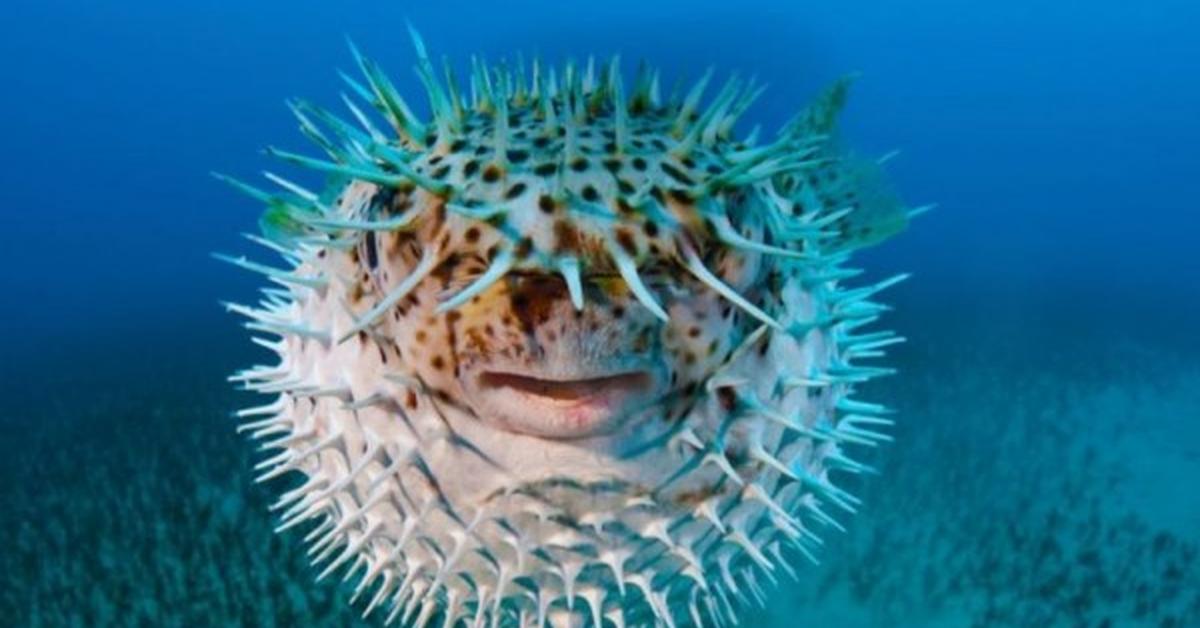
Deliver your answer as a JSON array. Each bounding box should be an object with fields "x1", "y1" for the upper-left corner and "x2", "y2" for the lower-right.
[
  {"x1": 554, "y1": 220, "x2": 580, "y2": 252},
  {"x1": 504, "y1": 182, "x2": 528, "y2": 200},
  {"x1": 716, "y1": 386, "x2": 737, "y2": 412},
  {"x1": 661, "y1": 162, "x2": 695, "y2": 185},
  {"x1": 515, "y1": 237, "x2": 534, "y2": 259},
  {"x1": 669, "y1": 188, "x2": 692, "y2": 204},
  {"x1": 615, "y1": 228, "x2": 638, "y2": 257},
  {"x1": 364, "y1": 233, "x2": 378, "y2": 268}
]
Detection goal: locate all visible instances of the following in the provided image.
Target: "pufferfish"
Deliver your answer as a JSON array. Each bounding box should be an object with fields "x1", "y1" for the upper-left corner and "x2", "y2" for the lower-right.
[{"x1": 218, "y1": 28, "x2": 923, "y2": 628}]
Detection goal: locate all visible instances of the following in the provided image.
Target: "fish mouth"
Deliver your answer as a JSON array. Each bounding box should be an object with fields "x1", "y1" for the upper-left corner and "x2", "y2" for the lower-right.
[
  {"x1": 470, "y1": 369, "x2": 658, "y2": 439},
  {"x1": 479, "y1": 371, "x2": 652, "y2": 402}
]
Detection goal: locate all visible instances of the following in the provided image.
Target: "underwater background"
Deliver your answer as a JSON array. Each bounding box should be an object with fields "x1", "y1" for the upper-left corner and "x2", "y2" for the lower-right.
[{"x1": 2, "y1": 0, "x2": 1198, "y2": 626}]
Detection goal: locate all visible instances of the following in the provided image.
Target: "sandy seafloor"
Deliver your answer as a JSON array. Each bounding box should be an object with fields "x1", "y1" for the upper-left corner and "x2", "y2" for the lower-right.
[{"x1": 2, "y1": 285, "x2": 1196, "y2": 627}]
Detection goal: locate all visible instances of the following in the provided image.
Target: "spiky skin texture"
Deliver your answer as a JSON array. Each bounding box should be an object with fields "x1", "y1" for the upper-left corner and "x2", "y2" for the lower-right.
[{"x1": 221, "y1": 34, "x2": 917, "y2": 628}]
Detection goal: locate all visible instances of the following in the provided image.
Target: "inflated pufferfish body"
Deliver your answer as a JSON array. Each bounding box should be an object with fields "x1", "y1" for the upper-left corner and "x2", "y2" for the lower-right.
[{"x1": 219, "y1": 29, "x2": 922, "y2": 628}]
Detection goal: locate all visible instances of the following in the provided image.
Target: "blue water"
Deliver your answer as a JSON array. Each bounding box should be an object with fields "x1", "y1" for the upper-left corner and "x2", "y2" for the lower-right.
[{"x1": 2, "y1": 1, "x2": 1197, "y2": 625}]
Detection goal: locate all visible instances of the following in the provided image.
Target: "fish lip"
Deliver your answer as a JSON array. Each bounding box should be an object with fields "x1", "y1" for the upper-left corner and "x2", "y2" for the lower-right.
[
  {"x1": 477, "y1": 370, "x2": 653, "y2": 402},
  {"x1": 463, "y1": 365, "x2": 664, "y2": 440}
]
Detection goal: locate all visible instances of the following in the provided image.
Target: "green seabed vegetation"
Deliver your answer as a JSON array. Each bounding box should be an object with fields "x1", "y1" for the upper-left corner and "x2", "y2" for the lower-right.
[{"x1": 2, "y1": 298, "x2": 1198, "y2": 627}]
